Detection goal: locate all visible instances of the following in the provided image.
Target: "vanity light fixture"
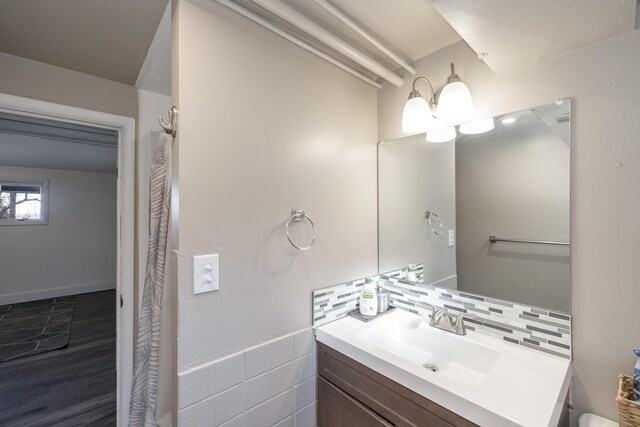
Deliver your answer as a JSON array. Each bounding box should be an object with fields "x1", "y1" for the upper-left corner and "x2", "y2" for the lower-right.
[
  {"x1": 459, "y1": 117, "x2": 495, "y2": 135},
  {"x1": 402, "y1": 62, "x2": 475, "y2": 137},
  {"x1": 402, "y1": 77, "x2": 436, "y2": 133},
  {"x1": 436, "y1": 63, "x2": 474, "y2": 125},
  {"x1": 426, "y1": 126, "x2": 456, "y2": 143}
]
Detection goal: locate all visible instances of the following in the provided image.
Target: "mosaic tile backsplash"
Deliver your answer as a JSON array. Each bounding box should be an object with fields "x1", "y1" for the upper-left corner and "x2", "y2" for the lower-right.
[{"x1": 312, "y1": 266, "x2": 571, "y2": 359}]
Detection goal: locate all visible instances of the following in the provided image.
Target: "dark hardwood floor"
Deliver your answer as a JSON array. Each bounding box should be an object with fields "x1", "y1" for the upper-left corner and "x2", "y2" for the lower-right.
[{"x1": 0, "y1": 290, "x2": 117, "y2": 427}]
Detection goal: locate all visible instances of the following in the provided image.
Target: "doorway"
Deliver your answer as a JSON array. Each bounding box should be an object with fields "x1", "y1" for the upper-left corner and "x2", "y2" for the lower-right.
[{"x1": 0, "y1": 93, "x2": 135, "y2": 426}]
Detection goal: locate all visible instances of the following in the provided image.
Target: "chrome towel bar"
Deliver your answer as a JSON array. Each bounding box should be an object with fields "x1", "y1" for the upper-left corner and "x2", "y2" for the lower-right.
[{"x1": 489, "y1": 235, "x2": 569, "y2": 246}]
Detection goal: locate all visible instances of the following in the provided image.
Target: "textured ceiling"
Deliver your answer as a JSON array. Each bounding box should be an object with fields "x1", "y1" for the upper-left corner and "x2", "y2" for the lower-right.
[
  {"x1": 0, "y1": 1, "x2": 636, "y2": 89},
  {"x1": 0, "y1": 132, "x2": 117, "y2": 173},
  {"x1": 134, "y1": 0, "x2": 462, "y2": 94},
  {"x1": 136, "y1": 4, "x2": 172, "y2": 95},
  {"x1": 0, "y1": 0, "x2": 169, "y2": 85},
  {"x1": 0, "y1": 113, "x2": 118, "y2": 173},
  {"x1": 433, "y1": 0, "x2": 638, "y2": 74},
  {"x1": 466, "y1": 101, "x2": 571, "y2": 145}
]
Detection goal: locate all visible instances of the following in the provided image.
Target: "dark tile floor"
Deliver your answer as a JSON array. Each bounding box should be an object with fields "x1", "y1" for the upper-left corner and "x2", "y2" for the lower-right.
[
  {"x1": 0, "y1": 296, "x2": 75, "y2": 362},
  {"x1": 0, "y1": 290, "x2": 117, "y2": 427}
]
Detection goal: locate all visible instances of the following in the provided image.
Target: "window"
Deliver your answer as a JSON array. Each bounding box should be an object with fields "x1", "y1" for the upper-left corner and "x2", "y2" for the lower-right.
[{"x1": 0, "y1": 178, "x2": 48, "y2": 225}]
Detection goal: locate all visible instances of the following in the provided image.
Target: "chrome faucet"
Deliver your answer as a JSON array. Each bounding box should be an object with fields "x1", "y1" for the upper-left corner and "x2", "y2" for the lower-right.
[{"x1": 422, "y1": 303, "x2": 477, "y2": 335}]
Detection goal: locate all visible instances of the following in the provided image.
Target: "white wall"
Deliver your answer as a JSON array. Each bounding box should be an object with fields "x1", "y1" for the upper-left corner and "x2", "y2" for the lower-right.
[
  {"x1": 0, "y1": 165, "x2": 117, "y2": 304},
  {"x1": 378, "y1": 134, "x2": 457, "y2": 288},
  {"x1": 171, "y1": 1, "x2": 377, "y2": 423},
  {"x1": 378, "y1": 33, "x2": 640, "y2": 423},
  {"x1": 173, "y1": 0, "x2": 377, "y2": 370},
  {"x1": 456, "y1": 124, "x2": 570, "y2": 312}
]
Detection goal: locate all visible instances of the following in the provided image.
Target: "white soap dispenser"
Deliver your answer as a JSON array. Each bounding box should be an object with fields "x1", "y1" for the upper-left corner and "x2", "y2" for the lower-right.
[
  {"x1": 359, "y1": 276, "x2": 378, "y2": 317},
  {"x1": 406, "y1": 264, "x2": 417, "y2": 282}
]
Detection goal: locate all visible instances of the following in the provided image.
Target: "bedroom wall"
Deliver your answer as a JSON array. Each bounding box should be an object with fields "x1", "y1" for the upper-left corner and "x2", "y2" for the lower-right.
[{"x1": 0, "y1": 165, "x2": 117, "y2": 304}]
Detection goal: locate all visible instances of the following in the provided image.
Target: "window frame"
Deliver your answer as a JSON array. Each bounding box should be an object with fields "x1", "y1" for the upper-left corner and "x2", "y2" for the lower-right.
[{"x1": 0, "y1": 177, "x2": 49, "y2": 226}]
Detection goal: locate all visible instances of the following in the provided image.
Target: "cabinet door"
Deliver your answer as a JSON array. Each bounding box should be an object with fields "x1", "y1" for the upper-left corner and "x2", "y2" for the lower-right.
[
  {"x1": 318, "y1": 343, "x2": 477, "y2": 427},
  {"x1": 318, "y1": 376, "x2": 394, "y2": 427}
]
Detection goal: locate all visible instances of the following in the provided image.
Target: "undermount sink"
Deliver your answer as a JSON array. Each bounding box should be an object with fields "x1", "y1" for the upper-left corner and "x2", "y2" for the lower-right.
[
  {"x1": 315, "y1": 309, "x2": 571, "y2": 427},
  {"x1": 357, "y1": 312, "x2": 501, "y2": 387}
]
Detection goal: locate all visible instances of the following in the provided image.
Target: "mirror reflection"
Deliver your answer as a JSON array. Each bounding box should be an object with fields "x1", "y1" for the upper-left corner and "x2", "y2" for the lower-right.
[{"x1": 378, "y1": 101, "x2": 571, "y2": 313}]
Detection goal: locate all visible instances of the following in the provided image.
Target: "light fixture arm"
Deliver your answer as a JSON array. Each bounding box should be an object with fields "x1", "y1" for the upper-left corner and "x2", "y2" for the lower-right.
[
  {"x1": 446, "y1": 62, "x2": 461, "y2": 84},
  {"x1": 409, "y1": 76, "x2": 437, "y2": 109}
]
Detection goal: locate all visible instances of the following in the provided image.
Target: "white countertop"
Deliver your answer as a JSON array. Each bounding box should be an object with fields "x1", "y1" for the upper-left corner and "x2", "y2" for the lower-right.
[{"x1": 315, "y1": 309, "x2": 571, "y2": 427}]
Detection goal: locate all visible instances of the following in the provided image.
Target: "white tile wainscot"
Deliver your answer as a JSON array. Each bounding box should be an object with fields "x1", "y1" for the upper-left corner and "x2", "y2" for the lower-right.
[{"x1": 178, "y1": 328, "x2": 317, "y2": 427}]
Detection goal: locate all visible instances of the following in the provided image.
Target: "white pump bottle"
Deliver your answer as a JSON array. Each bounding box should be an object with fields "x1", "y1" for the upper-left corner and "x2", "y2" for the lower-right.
[{"x1": 359, "y1": 276, "x2": 378, "y2": 316}]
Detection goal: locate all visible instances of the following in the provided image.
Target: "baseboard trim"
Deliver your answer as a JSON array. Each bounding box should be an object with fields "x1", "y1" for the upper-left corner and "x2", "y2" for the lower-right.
[{"x1": 0, "y1": 281, "x2": 116, "y2": 305}]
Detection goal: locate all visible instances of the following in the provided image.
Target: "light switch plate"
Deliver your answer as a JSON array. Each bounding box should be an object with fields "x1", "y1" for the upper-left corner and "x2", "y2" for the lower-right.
[
  {"x1": 193, "y1": 254, "x2": 219, "y2": 294},
  {"x1": 448, "y1": 230, "x2": 455, "y2": 247}
]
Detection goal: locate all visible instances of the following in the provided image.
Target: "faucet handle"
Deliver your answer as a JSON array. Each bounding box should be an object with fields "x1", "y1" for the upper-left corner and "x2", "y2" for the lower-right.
[
  {"x1": 421, "y1": 302, "x2": 437, "y2": 317},
  {"x1": 454, "y1": 312, "x2": 477, "y2": 335},
  {"x1": 420, "y1": 302, "x2": 440, "y2": 326}
]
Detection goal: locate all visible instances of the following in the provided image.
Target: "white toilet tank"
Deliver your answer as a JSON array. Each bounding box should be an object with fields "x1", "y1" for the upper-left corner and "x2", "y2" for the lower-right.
[{"x1": 578, "y1": 413, "x2": 618, "y2": 427}]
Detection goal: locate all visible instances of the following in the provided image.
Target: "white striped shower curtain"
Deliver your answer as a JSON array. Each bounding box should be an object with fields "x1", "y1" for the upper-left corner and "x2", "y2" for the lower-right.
[{"x1": 129, "y1": 133, "x2": 172, "y2": 427}]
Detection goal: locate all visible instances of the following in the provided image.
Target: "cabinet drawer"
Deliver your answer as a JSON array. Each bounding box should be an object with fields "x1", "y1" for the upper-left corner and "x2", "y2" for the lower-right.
[
  {"x1": 318, "y1": 376, "x2": 394, "y2": 427},
  {"x1": 317, "y1": 343, "x2": 477, "y2": 427}
]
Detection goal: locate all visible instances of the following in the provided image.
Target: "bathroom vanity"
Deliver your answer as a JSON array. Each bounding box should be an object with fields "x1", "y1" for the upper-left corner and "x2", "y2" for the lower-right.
[
  {"x1": 318, "y1": 343, "x2": 476, "y2": 426},
  {"x1": 315, "y1": 309, "x2": 571, "y2": 427}
]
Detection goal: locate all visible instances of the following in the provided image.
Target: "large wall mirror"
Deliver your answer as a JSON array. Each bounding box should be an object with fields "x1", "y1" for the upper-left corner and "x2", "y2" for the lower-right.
[{"x1": 378, "y1": 100, "x2": 571, "y2": 313}]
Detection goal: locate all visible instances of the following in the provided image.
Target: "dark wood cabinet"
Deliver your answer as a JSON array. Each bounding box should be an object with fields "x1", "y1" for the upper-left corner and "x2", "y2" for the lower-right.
[
  {"x1": 318, "y1": 376, "x2": 394, "y2": 427},
  {"x1": 317, "y1": 342, "x2": 477, "y2": 427}
]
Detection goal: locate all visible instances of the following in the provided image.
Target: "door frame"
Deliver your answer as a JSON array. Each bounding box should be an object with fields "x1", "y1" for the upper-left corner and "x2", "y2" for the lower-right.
[{"x1": 0, "y1": 93, "x2": 135, "y2": 426}]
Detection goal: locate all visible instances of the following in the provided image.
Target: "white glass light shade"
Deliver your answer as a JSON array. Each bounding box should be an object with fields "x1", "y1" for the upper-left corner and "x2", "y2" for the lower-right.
[
  {"x1": 459, "y1": 117, "x2": 495, "y2": 135},
  {"x1": 402, "y1": 97, "x2": 433, "y2": 133},
  {"x1": 426, "y1": 126, "x2": 456, "y2": 143},
  {"x1": 436, "y1": 81, "x2": 474, "y2": 125}
]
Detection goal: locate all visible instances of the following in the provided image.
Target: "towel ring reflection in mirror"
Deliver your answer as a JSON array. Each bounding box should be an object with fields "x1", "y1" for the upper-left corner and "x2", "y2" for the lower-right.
[
  {"x1": 425, "y1": 210, "x2": 443, "y2": 235},
  {"x1": 285, "y1": 209, "x2": 316, "y2": 251}
]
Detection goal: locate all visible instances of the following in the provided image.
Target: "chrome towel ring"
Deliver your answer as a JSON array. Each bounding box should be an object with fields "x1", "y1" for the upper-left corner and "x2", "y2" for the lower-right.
[
  {"x1": 425, "y1": 210, "x2": 443, "y2": 235},
  {"x1": 286, "y1": 209, "x2": 316, "y2": 251}
]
